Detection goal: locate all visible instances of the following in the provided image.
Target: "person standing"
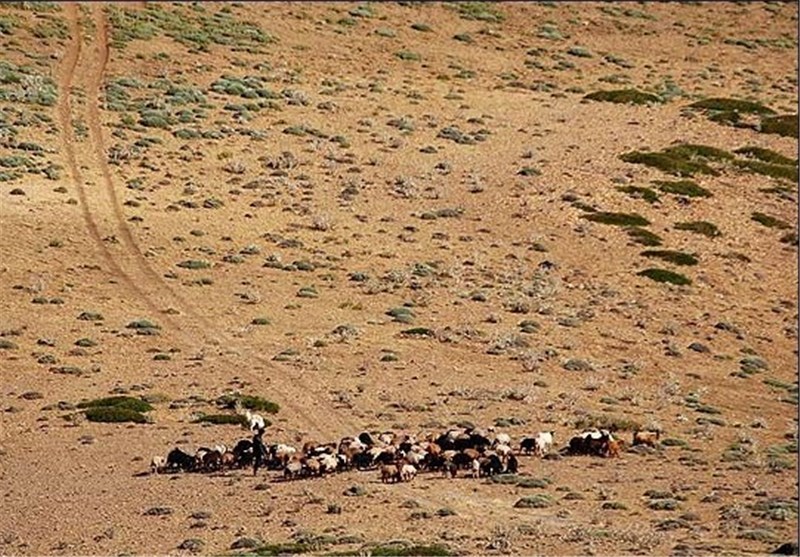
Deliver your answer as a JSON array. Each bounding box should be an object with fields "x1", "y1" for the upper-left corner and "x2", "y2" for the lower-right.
[{"x1": 252, "y1": 426, "x2": 267, "y2": 476}]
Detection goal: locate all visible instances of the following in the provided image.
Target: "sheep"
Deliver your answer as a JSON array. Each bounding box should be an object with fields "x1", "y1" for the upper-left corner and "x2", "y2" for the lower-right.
[
  {"x1": 632, "y1": 430, "x2": 660, "y2": 447},
  {"x1": 243, "y1": 409, "x2": 265, "y2": 433},
  {"x1": 319, "y1": 453, "x2": 339, "y2": 474},
  {"x1": 202, "y1": 449, "x2": 223, "y2": 472},
  {"x1": 520, "y1": 437, "x2": 538, "y2": 455},
  {"x1": 380, "y1": 463, "x2": 398, "y2": 483},
  {"x1": 607, "y1": 438, "x2": 624, "y2": 458},
  {"x1": 232, "y1": 439, "x2": 253, "y2": 468},
  {"x1": 493, "y1": 432, "x2": 512, "y2": 447},
  {"x1": 303, "y1": 457, "x2": 322, "y2": 478},
  {"x1": 471, "y1": 458, "x2": 481, "y2": 479},
  {"x1": 150, "y1": 455, "x2": 167, "y2": 474},
  {"x1": 506, "y1": 453, "x2": 519, "y2": 474},
  {"x1": 494, "y1": 443, "x2": 513, "y2": 458},
  {"x1": 534, "y1": 431, "x2": 555, "y2": 456},
  {"x1": 274, "y1": 444, "x2": 297, "y2": 465},
  {"x1": 399, "y1": 463, "x2": 417, "y2": 482},
  {"x1": 221, "y1": 451, "x2": 236, "y2": 469},
  {"x1": 284, "y1": 458, "x2": 303, "y2": 480},
  {"x1": 166, "y1": 448, "x2": 195, "y2": 472}
]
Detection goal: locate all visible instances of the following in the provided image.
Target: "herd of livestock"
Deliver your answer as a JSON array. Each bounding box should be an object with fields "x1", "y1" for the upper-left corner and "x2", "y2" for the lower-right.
[{"x1": 151, "y1": 410, "x2": 662, "y2": 483}]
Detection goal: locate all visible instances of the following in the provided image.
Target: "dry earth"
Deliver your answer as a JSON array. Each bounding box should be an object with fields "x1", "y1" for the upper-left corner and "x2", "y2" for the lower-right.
[{"x1": 0, "y1": 2, "x2": 797, "y2": 556}]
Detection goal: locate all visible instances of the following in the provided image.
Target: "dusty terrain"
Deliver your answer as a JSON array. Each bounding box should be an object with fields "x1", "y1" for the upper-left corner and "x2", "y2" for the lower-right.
[{"x1": 0, "y1": 2, "x2": 797, "y2": 555}]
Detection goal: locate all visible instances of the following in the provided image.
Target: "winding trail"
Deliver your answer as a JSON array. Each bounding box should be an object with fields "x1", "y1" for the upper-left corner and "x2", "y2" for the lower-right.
[
  {"x1": 57, "y1": 2, "x2": 350, "y2": 441},
  {"x1": 51, "y1": 3, "x2": 528, "y2": 522}
]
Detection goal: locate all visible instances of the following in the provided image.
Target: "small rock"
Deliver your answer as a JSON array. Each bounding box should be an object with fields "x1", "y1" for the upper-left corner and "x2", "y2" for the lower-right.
[
  {"x1": 688, "y1": 342, "x2": 709, "y2": 353},
  {"x1": 177, "y1": 538, "x2": 204, "y2": 553}
]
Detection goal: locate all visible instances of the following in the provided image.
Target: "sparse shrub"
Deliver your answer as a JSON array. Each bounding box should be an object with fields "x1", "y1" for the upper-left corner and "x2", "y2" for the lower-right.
[
  {"x1": 759, "y1": 114, "x2": 797, "y2": 138},
  {"x1": 456, "y1": 2, "x2": 504, "y2": 22},
  {"x1": 84, "y1": 406, "x2": 149, "y2": 423},
  {"x1": 638, "y1": 268, "x2": 691, "y2": 285},
  {"x1": 216, "y1": 393, "x2": 279, "y2": 414},
  {"x1": 583, "y1": 212, "x2": 650, "y2": 227},
  {"x1": 177, "y1": 259, "x2": 211, "y2": 270},
  {"x1": 674, "y1": 221, "x2": 721, "y2": 238},
  {"x1": 514, "y1": 494, "x2": 554, "y2": 508},
  {"x1": 648, "y1": 499, "x2": 680, "y2": 511},
  {"x1": 617, "y1": 185, "x2": 659, "y2": 203},
  {"x1": 77, "y1": 396, "x2": 154, "y2": 413},
  {"x1": 620, "y1": 150, "x2": 718, "y2": 177},
  {"x1": 734, "y1": 146, "x2": 797, "y2": 166},
  {"x1": 193, "y1": 413, "x2": 250, "y2": 426},
  {"x1": 77, "y1": 311, "x2": 104, "y2": 321},
  {"x1": 653, "y1": 180, "x2": 712, "y2": 198},
  {"x1": 641, "y1": 250, "x2": 698, "y2": 266},
  {"x1": 688, "y1": 97, "x2": 775, "y2": 115},
  {"x1": 752, "y1": 212, "x2": 791, "y2": 229},
  {"x1": 735, "y1": 159, "x2": 798, "y2": 182},
  {"x1": 584, "y1": 89, "x2": 661, "y2": 105},
  {"x1": 396, "y1": 50, "x2": 421, "y2": 61},
  {"x1": 626, "y1": 226, "x2": 663, "y2": 246}
]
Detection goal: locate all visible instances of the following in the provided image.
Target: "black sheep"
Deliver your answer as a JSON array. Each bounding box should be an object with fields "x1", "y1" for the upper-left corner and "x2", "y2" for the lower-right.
[{"x1": 166, "y1": 448, "x2": 195, "y2": 473}]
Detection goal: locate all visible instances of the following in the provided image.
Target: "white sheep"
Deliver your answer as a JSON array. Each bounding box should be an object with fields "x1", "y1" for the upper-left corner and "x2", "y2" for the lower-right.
[
  {"x1": 399, "y1": 463, "x2": 417, "y2": 482},
  {"x1": 244, "y1": 409, "x2": 265, "y2": 433},
  {"x1": 493, "y1": 432, "x2": 512, "y2": 447},
  {"x1": 150, "y1": 455, "x2": 167, "y2": 474}
]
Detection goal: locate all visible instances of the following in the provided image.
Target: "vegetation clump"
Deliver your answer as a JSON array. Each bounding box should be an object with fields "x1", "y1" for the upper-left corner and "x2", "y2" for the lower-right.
[
  {"x1": 653, "y1": 180, "x2": 712, "y2": 198},
  {"x1": 637, "y1": 268, "x2": 692, "y2": 286},
  {"x1": 733, "y1": 146, "x2": 797, "y2": 166},
  {"x1": 759, "y1": 114, "x2": 797, "y2": 138},
  {"x1": 734, "y1": 159, "x2": 798, "y2": 182},
  {"x1": 620, "y1": 151, "x2": 718, "y2": 177},
  {"x1": 751, "y1": 212, "x2": 791, "y2": 229},
  {"x1": 216, "y1": 393, "x2": 280, "y2": 414},
  {"x1": 617, "y1": 185, "x2": 659, "y2": 203},
  {"x1": 583, "y1": 212, "x2": 650, "y2": 227},
  {"x1": 641, "y1": 250, "x2": 698, "y2": 266},
  {"x1": 584, "y1": 89, "x2": 662, "y2": 105},
  {"x1": 78, "y1": 396, "x2": 154, "y2": 423},
  {"x1": 193, "y1": 413, "x2": 251, "y2": 426},
  {"x1": 626, "y1": 227, "x2": 663, "y2": 246},
  {"x1": 674, "y1": 221, "x2": 721, "y2": 238}
]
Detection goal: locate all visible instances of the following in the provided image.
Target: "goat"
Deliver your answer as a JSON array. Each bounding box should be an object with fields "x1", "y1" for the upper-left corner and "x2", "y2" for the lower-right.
[
  {"x1": 166, "y1": 448, "x2": 195, "y2": 473},
  {"x1": 534, "y1": 431, "x2": 555, "y2": 456},
  {"x1": 380, "y1": 463, "x2": 399, "y2": 483},
  {"x1": 632, "y1": 430, "x2": 660, "y2": 447},
  {"x1": 399, "y1": 463, "x2": 417, "y2": 482},
  {"x1": 150, "y1": 455, "x2": 167, "y2": 474}
]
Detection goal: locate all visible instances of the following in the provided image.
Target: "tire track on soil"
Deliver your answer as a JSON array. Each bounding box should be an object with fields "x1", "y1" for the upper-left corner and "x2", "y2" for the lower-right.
[{"x1": 60, "y1": 3, "x2": 348, "y2": 441}]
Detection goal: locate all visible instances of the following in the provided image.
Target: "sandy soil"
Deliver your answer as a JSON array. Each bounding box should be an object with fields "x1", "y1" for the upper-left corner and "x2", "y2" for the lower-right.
[{"x1": 0, "y1": 2, "x2": 797, "y2": 555}]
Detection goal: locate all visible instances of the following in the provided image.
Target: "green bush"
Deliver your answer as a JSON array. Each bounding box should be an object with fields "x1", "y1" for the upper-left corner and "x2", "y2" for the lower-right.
[
  {"x1": 584, "y1": 89, "x2": 661, "y2": 105},
  {"x1": 653, "y1": 180, "x2": 711, "y2": 198},
  {"x1": 752, "y1": 212, "x2": 790, "y2": 229},
  {"x1": 583, "y1": 212, "x2": 650, "y2": 226},
  {"x1": 734, "y1": 159, "x2": 798, "y2": 182},
  {"x1": 661, "y1": 144, "x2": 734, "y2": 162},
  {"x1": 456, "y1": 2, "x2": 505, "y2": 22},
  {"x1": 688, "y1": 97, "x2": 775, "y2": 115},
  {"x1": 77, "y1": 396, "x2": 154, "y2": 413},
  {"x1": 367, "y1": 543, "x2": 453, "y2": 557},
  {"x1": 177, "y1": 259, "x2": 212, "y2": 269},
  {"x1": 574, "y1": 414, "x2": 641, "y2": 432},
  {"x1": 216, "y1": 393, "x2": 279, "y2": 414},
  {"x1": 759, "y1": 114, "x2": 797, "y2": 138},
  {"x1": 617, "y1": 185, "x2": 659, "y2": 203},
  {"x1": 620, "y1": 151, "x2": 718, "y2": 177},
  {"x1": 734, "y1": 146, "x2": 796, "y2": 166},
  {"x1": 194, "y1": 413, "x2": 251, "y2": 426},
  {"x1": 637, "y1": 268, "x2": 692, "y2": 285},
  {"x1": 674, "y1": 221, "x2": 721, "y2": 238},
  {"x1": 514, "y1": 494, "x2": 554, "y2": 508},
  {"x1": 84, "y1": 406, "x2": 149, "y2": 423},
  {"x1": 641, "y1": 250, "x2": 698, "y2": 266},
  {"x1": 626, "y1": 227, "x2": 663, "y2": 246}
]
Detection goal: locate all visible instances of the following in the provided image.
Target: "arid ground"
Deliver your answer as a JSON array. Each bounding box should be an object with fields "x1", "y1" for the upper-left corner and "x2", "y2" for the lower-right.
[{"x1": 0, "y1": 2, "x2": 797, "y2": 555}]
